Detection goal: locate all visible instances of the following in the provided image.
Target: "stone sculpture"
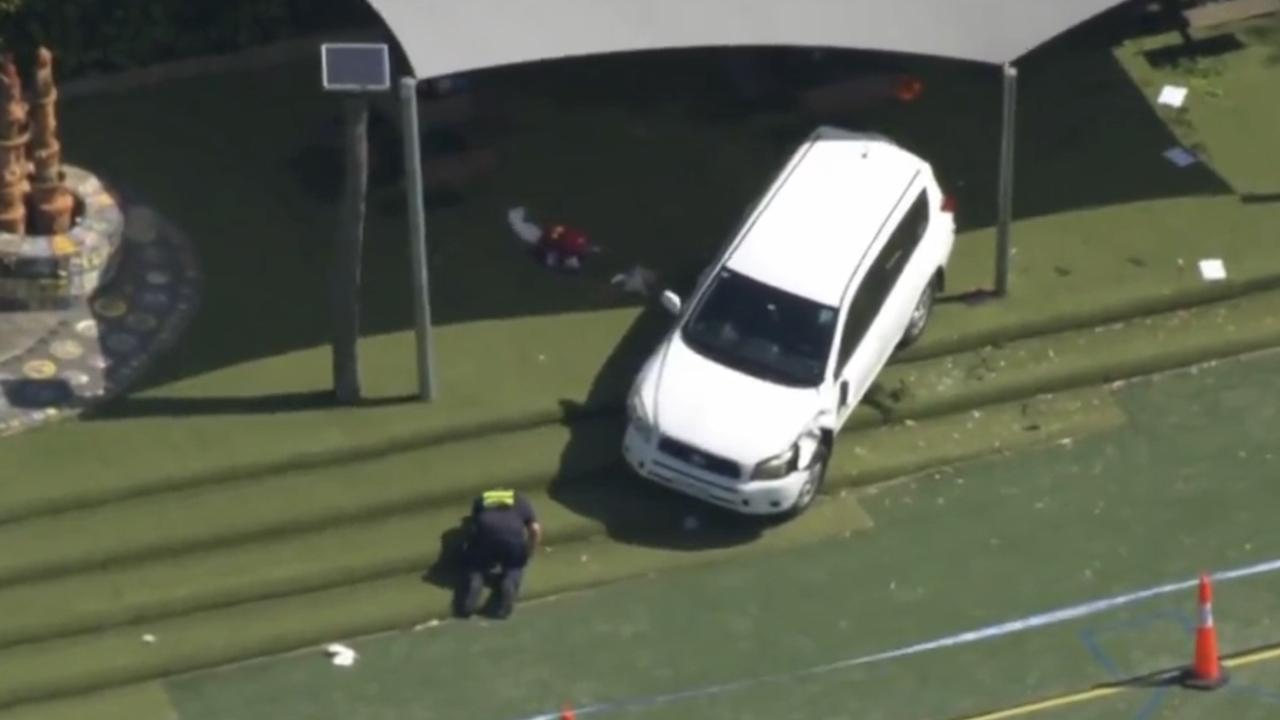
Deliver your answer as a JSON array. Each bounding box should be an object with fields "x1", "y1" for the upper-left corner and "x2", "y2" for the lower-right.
[
  {"x1": 0, "y1": 55, "x2": 28, "y2": 234},
  {"x1": 28, "y1": 47, "x2": 73, "y2": 234}
]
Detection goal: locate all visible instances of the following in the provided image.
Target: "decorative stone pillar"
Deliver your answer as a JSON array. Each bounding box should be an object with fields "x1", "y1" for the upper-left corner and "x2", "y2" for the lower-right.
[
  {"x1": 29, "y1": 47, "x2": 74, "y2": 235},
  {"x1": 0, "y1": 56, "x2": 28, "y2": 235}
]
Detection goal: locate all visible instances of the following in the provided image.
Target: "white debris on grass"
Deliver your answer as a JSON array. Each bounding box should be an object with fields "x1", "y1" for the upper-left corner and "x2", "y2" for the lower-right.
[
  {"x1": 1157, "y1": 84, "x2": 1189, "y2": 108},
  {"x1": 610, "y1": 265, "x2": 658, "y2": 297},
  {"x1": 141, "y1": 633, "x2": 156, "y2": 644},
  {"x1": 506, "y1": 206, "x2": 543, "y2": 245},
  {"x1": 325, "y1": 643, "x2": 358, "y2": 668},
  {"x1": 1198, "y1": 258, "x2": 1227, "y2": 282}
]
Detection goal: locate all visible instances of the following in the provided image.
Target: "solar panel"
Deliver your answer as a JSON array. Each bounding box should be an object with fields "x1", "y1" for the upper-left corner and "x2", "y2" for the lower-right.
[{"x1": 321, "y1": 43, "x2": 391, "y2": 92}]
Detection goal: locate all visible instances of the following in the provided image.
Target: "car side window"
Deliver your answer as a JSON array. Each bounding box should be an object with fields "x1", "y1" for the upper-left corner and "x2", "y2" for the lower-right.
[{"x1": 832, "y1": 189, "x2": 930, "y2": 375}]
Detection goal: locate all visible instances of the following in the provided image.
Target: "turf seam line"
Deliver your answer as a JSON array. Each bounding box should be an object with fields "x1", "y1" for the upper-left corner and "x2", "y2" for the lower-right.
[
  {"x1": 899, "y1": 273, "x2": 1280, "y2": 364},
  {"x1": 0, "y1": 411, "x2": 576, "y2": 526},
  {"x1": 508, "y1": 557, "x2": 1280, "y2": 720},
  {"x1": 0, "y1": 466, "x2": 568, "y2": 589},
  {"x1": 0, "y1": 382, "x2": 1113, "y2": 590},
  {"x1": 0, "y1": 521, "x2": 613, "y2": 653}
]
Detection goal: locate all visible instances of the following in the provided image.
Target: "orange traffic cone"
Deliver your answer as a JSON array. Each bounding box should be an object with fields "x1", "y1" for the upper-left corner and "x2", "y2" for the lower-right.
[
  {"x1": 1183, "y1": 573, "x2": 1228, "y2": 689},
  {"x1": 559, "y1": 702, "x2": 576, "y2": 720}
]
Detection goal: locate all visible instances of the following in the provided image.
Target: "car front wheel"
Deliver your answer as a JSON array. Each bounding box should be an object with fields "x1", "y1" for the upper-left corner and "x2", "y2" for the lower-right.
[{"x1": 785, "y1": 440, "x2": 830, "y2": 518}]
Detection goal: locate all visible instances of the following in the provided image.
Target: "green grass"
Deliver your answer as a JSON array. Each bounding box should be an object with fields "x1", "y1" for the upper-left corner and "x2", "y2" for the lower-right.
[
  {"x1": 0, "y1": 684, "x2": 177, "y2": 720},
  {"x1": 0, "y1": 492, "x2": 872, "y2": 711},
  {"x1": 3, "y1": 15, "x2": 1280, "y2": 717},
  {"x1": 0, "y1": 382, "x2": 1129, "y2": 712},
  {"x1": 2, "y1": 16, "x2": 1276, "y2": 515},
  {"x1": 159, "y1": 347, "x2": 1280, "y2": 720},
  {"x1": 0, "y1": 383, "x2": 1123, "y2": 649}
]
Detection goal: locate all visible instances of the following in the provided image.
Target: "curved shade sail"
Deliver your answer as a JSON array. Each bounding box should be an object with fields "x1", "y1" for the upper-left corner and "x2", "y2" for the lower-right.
[{"x1": 367, "y1": 0, "x2": 1130, "y2": 79}]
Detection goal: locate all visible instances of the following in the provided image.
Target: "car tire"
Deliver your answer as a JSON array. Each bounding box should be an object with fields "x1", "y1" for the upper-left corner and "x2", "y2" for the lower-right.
[
  {"x1": 898, "y1": 275, "x2": 937, "y2": 349},
  {"x1": 784, "y1": 440, "x2": 830, "y2": 518}
]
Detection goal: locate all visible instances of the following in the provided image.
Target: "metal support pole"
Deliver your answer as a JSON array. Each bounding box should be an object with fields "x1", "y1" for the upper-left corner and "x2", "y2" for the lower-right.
[
  {"x1": 994, "y1": 63, "x2": 1018, "y2": 297},
  {"x1": 399, "y1": 76, "x2": 437, "y2": 401}
]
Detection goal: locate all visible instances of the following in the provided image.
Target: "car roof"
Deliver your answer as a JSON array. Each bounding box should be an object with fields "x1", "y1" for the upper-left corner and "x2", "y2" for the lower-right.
[{"x1": 723, "y1": 126, "x2": 927, "y2": 308}]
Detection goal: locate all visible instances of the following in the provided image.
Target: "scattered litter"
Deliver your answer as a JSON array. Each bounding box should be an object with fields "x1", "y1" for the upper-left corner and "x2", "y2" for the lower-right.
[
  {"x1": 325, "y1": 643, "x2": 358, "y2": 668},
  {"x1": 506, "y1": 206, "x2": 599, "y2": 271},
  {"x1": 412, "y1": 619, "x2": 442, "y2": 631},
  {"x1": 141, "y1": 633, "x2": 156, "y2": 644},
  {"x1": 1198, "y1": 258, "x2": 1227, "y2": 282},
  {"x1": 506, "y1": 206, "x2": 542, "y2": 245},
  {"x1": 682, "y1": 515, "x2": 700, "y2": 531},
  {"x1": 537, "y1": 354, "x2": 546, "y2": 362},
  {"x1": 1163, "y1": 147, "x2": 1199, "y2": 168},
  {"x1": 579, "y1": 554, "x2": 589, "y2": 563},
  {"x1": 1157, "y1": 84, "x2": 1188, "y2": 108},
  {"x1": 610, "y1": 265, "x2": 658, "y2": 297}
]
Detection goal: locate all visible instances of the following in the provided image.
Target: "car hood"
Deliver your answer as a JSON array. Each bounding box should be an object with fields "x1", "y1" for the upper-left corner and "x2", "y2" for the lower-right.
[{"x1": 639, "y1": 334, "x2": 821, "y2": 463}]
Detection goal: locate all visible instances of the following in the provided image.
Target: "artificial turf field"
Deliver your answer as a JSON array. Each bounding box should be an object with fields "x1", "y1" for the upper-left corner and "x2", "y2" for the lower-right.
[
  {"x1": 2, "y1": 12, "x2": 1280, "y2": 719},
  {"x1": 146, "y1": 348, "x2": 1280, "y2": 720}
]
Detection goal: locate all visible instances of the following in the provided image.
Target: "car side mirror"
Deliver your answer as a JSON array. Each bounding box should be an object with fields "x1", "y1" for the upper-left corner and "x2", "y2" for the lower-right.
[{"x1": 660, "y1": 290, "x2": 682, "y2": 316}]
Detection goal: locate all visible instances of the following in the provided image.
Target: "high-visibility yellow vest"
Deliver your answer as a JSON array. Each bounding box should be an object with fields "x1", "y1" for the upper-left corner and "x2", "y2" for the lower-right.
[{"x1": 481, "y1": 489, "x2": 516, "y2": 508}]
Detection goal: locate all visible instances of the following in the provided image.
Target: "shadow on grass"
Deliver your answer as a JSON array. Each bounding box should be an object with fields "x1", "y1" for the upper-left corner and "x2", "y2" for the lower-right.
[
  {"x1": 1141, "y1": 32, "x2": 1247, "y2": 68},
  {"x1": 56, "y1": 6, "x2": 1241, "y2": 402},
  {"x1": 1241, "y1": 192, "x2": 1280, "y2": 204},
  {"x1": 85, "y1": 390, "x2": 414, "y2": 419}
]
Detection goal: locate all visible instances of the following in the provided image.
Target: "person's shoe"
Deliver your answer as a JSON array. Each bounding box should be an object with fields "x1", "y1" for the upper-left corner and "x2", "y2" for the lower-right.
[
  {"x1": 493, "y1": 573, "x2": 519, "y2": 619},
  {"x1": 493, "y1": 591, "x2": 515, "y2": 619}
]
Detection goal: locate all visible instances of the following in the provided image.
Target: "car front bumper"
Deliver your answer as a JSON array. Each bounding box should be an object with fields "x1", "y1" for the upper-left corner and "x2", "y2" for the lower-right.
[{"x1": 621, "y1": 423, "x2": 809, "y2": 516}]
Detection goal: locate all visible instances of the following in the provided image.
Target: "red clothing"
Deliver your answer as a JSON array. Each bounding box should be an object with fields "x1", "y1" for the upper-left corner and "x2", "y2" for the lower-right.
[{"x1": 542, "y1": 224, "x2": 590, "y2": 257}]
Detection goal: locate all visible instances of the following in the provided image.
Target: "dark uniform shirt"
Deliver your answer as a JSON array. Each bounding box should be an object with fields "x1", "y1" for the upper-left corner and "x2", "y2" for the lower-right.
[{"x1": 471, "y1": 491, "x2": 537, "y2": 557}]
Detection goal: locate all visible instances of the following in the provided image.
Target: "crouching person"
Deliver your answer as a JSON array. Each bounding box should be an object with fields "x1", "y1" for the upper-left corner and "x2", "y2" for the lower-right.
[{"x1": 455, "y1": 488, "x2": 542, "y2": 619}]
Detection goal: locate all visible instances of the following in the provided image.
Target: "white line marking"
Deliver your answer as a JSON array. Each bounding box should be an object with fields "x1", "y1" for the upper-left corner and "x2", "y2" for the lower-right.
[{"x1": 510, "y1": 557, "x2": 1280, "y2": 720}]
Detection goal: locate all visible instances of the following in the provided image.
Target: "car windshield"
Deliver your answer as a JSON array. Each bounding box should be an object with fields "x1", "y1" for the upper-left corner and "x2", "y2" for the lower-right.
[{"x1": 680, "y1": 269, "x2": 836, "y2": 388}]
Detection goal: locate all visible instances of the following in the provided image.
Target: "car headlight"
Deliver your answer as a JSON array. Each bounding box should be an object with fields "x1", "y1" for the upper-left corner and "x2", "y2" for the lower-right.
[
  {"x1": 627, "y1": 393, "x2": 655, "y2": 442},
  {"x1": 751, "y1": 444, "x2": 799, "y2": 480},
  {"x1": 752, "y1": 427, "x2": 823, "y2": 480}
]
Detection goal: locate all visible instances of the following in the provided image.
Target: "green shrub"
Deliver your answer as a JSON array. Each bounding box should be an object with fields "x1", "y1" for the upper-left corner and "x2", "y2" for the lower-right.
[{"x1": 0, "y1": 0, "x2": 376, "y2": 79}]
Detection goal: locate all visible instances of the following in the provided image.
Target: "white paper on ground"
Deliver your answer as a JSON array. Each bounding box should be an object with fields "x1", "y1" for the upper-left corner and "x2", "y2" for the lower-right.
[
  {"x1": 1163, "y1": 147, "x2": 1198, "y2": 168},
  {"x1": 506, "y1": 206, "x2": 543, "y2": 245},
  {"x1": 1198, "y1": 258, "x2": 1227, "y2": 282},
  {"x1": 1158, "y1": 84, "x2": 1188, "y2": 108},
  {"x1": 610, "y1": 265, "x2": 657, "y2": 296},
  {"x1": 325, "y1": 643, "x2": 358, "y2": 667}
]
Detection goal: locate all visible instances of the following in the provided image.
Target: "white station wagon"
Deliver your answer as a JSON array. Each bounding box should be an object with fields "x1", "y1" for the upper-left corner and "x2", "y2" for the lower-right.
[{"x1": 622, "y1": 126, "x2": 956, "y2": 518}]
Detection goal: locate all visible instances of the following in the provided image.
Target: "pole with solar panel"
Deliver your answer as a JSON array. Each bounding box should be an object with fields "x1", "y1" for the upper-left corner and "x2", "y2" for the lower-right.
[{"x1": 321, "y1": 42, "x2": 436, "y2": 403}]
